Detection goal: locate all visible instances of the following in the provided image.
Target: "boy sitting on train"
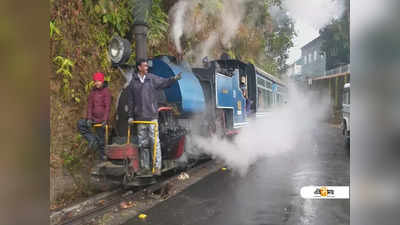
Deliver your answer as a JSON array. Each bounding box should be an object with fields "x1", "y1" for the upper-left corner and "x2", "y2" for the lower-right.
[
  {"x1": 240, "y1": 75, "x2": 247, "y2": 93},
  {"x1": 240, "y1": 76, "x2": 252, "y2": 115},
  {"x1": 243, "y1": 90, "x2": 252, "y2": 116},
  {"x1": 77, "y1": 72, "x2": 112, "y2": 160}
]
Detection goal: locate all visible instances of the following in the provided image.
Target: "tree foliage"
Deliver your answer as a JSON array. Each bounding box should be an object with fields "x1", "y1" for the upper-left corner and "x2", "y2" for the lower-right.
[
  {"x1": 319, "y1": 0, "x2": 350, "y2": 70},
  {"x1": 231, "y1": 1, "x2": 294, "y2": 75},
  {"x1": 49, "y1": 0, "x2": 171, "y2": 178},
  {"x1": 147, "y1": 0, "x2": 169, "y2": 55},
  {"x1": 166, "y1": 0, "x2": 294, "y2": 75}
]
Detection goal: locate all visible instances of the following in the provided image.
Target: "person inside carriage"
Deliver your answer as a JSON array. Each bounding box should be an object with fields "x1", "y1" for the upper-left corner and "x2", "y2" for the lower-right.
[
  {"x1": 240, "y1": 75, "x2": 252, "y2": 115},
  {"x1": 127, "y1": 59, "x2": 181, "y2": 176},
  {"x1": 77, "y1": 72, "x2": 112, "y2": 161}
]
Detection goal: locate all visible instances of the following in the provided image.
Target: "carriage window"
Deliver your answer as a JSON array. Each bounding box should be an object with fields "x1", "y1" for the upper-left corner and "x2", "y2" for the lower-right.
[
  {"x1": 257, "y1": 77, "x2": 265, "y2": 87},
  {"x1": 269, "y1": 91, "x2": 273, "y2": 106},
  {"x1": 266, "y1": 90, "x2": 272, "y2": 108},
  {"x1": 265, "y1": 80, "x2": 272, "y2": 89},
  {"x1": 257, "y1": 88, "x2": 264, "y2": 109},
  {"x1": 257, "y1": 87, "x2": 273, "y2": 111}
]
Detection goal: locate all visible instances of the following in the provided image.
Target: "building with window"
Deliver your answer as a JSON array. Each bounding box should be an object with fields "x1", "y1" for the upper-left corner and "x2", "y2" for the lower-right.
[
  {"x1": 300, "y1": 36, "x2": 326, "y2": 78},
  {"x1": 284, "y1": 61, "x2": 302, "y2": 78}
]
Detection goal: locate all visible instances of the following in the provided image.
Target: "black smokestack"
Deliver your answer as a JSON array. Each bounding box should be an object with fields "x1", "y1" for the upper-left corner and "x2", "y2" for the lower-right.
[{"x1": 131, "y1": 0, "x2": 153, "y2": 61}]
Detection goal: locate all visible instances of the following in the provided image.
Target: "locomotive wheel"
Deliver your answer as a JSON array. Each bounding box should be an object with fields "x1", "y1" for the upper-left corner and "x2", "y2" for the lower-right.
[
  {"x1": 122, "y1": 168, "x2": 159, "y2": 188},
  {"x1": 123, "y1": 176, "x2": 158, "y2": 188}
]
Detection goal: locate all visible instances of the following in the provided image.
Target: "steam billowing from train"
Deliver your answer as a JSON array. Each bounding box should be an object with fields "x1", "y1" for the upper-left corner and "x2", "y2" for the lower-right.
[
  {"x1": 167, "y1": 0, "x2": 343, "y2": 174},
  {"x1": 169, "y1": 0, "x2": 347, "y2": 64},
  {"x1": 191, "y1": 83, "x2": 330, "y2": 176},
  {"x1": 169, "y1": 0, "x2": 252, "y2": 65}
]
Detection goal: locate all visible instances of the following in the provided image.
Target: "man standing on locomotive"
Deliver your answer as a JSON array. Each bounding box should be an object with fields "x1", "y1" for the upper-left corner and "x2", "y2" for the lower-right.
[
  {"x1": 77, "y1": 72, "x2": 111, "y2": 161},
  {"x1": 127, "y1": 59, "x2": 181, "y2": 175}
]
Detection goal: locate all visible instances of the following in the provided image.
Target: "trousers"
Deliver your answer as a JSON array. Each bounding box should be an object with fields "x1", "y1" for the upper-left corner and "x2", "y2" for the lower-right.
[
  {"x1": 77, "y1": 119, "x2": 106, "y2": 157},
  {"x1": 137, "y1": 119, "x2": 161, "y2": 170}
]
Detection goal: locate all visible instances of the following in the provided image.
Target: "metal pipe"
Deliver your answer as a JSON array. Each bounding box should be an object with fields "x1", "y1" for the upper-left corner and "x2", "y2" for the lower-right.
[
  {"x1": 93, "y1": 123, "x2": 109, "y2": 145},
  {"x1": 131, "y1": 0, "x2": 153, "y2": 61},
  {"x1": 133, "y1": 25, "x2": 148, "y2": 61},
  {"x1": 126, "y1": 123, "x2": 132, "y2": 144}
]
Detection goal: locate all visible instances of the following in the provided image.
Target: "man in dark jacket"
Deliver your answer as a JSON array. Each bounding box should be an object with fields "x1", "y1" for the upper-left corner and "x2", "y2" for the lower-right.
[
  {"x1": 77, "y1": 72, "x2": 112, "y2": 160},
  {"x1": 127, "y1": 59, "x2": 181, "y2": 175}
]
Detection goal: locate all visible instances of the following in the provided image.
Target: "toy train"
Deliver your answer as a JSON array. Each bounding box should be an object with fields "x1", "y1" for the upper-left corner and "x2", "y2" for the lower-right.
[{"x1": 91, "y1": 36, "x2": 287, "y2": 187}]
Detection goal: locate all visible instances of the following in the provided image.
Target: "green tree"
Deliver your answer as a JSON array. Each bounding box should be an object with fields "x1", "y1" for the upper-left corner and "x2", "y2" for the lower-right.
[
  {"x1": 319, "y1": 0, "x2": 350, "y2": 70},
  {"x1": 225, "y1": 0, "x2": 295, "y2": 75}
]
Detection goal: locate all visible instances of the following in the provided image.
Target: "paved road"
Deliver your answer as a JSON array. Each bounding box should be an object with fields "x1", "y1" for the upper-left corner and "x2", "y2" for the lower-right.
[{"x1": 124, "y1": 124, "x2": 349, "y2": 225}]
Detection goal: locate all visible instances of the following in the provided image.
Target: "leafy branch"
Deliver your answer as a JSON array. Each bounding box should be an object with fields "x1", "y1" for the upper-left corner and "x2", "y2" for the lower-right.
[
  {"x1": 53, "y1": 56, "x2": 81, "y2": 103},
  {"x1": 50, "y1": 21, "x2": 61, "y2": 39}
]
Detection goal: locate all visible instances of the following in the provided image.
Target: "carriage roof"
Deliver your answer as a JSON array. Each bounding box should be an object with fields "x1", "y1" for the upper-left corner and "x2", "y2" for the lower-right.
[{"x1": 254, "y1": 66, "x2": 286, "y2": 87}]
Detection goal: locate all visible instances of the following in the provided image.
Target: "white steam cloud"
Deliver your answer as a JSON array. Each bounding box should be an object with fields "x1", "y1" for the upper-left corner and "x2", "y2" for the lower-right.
[
  {"x1": 219, "y1": 0, "x2": 245, "y2": 47},
  {"x1": 184, "y1": 31, "x2": 219, "y2": 66},
  {"x1": 282, "y1": 0, "x2": 345, "y2": 30},
  {"x1": 169, "y1": 0, "x2": 346, "y2": 65},
  {"x1": 170, "y1": 0, "x2": 189, "y2": 53},
  {"x1": 191, "y1": 83, "x2": 330, "y2": 175},
  {"x1": 169, "y1": 0, "x2": 251, "y2": 63},
  {"x1": 283, "y1": 0, "x2": 346, "y2": 64}
]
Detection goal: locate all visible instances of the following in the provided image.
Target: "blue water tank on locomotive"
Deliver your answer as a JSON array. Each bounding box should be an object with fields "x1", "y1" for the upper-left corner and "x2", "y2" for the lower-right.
[{"x1": 149, "y1": 56, "x2": 206, "y2": 115}]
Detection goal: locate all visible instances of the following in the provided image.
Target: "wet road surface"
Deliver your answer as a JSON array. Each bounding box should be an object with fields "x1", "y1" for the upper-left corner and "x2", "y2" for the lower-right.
[{"x1": 124, "y1": 124, "x2": 349, "y2": 225}]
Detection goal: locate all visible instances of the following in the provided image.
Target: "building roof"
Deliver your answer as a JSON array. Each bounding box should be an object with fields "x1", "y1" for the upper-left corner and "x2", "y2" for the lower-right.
[
  {"x1": 311, "y1": 71, "x2": 350, "y2": 81},
  {"x1": 254, "y1": 66, "x2": 286, "y2": 86},
  {"x1": 301, "y1": 36, "x2": 322, "y2": 50}
]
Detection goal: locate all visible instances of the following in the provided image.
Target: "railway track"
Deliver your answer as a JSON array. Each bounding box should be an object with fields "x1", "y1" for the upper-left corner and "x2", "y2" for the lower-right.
[{"x1": 51, "y1": 158, "x2": 223, "y2": 225}]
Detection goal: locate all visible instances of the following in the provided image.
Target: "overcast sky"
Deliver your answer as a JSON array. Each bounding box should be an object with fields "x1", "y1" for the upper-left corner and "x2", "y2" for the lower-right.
[
  {"x1": 283, "y1": 0, "x2": 345, "y2": 65},
  {"x1": 287, "y1": 20, "x2": 319, "y2": 64}
]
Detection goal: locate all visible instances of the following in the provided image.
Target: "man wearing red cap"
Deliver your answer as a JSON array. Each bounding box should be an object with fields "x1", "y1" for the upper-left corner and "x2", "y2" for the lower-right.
[{"x1": 77, "y1": 72, "x2": 112, "y2": 160}]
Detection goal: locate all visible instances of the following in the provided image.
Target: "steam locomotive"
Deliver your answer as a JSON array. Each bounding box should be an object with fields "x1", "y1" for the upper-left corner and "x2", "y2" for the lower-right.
[{"x1": 91, "y1": 36, "x2": 287, "y2": 187}]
